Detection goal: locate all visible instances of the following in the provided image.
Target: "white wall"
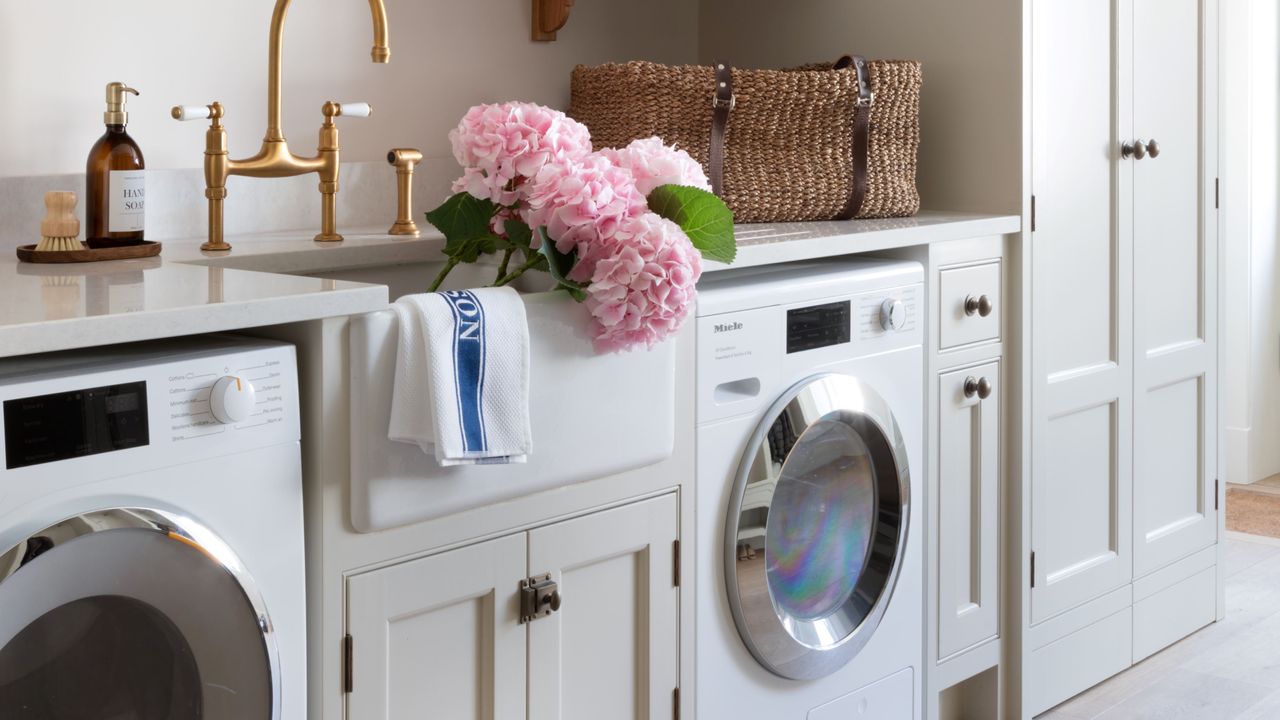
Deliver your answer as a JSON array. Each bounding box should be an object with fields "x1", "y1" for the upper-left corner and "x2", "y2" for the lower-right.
[
  {"x1": 1224, "y1": 0, "x2": 1280, "y2": 484},
  {"x1": 0, "y1": 0, "x2": 698, "y2": 178}
]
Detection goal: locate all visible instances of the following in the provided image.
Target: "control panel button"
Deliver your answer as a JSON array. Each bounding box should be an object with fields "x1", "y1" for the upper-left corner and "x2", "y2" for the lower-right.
[
  {"x1": 880, "y1": 298, "x2": 907, "y2": 332},
  {"x1": 210, "y1": 376, "x2": 256, "y2": 424}
]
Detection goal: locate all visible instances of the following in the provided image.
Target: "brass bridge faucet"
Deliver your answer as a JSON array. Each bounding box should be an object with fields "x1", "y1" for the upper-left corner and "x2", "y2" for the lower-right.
[{"x1": 173, "y1": 0, "x2": 390, "y2": 251}]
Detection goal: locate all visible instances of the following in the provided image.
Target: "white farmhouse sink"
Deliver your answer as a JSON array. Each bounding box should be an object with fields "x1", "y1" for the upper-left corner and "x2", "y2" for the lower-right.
[{"x1": 310, "y1": 260, "x2": 677, "y2": 533}]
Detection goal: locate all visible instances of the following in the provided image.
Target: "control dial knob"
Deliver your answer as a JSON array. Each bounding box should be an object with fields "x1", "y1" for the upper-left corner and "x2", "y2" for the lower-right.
[
  {"x1": 880, "y1": 298, "x2": 907, "y2": 332},
  {"x1": 210, "y1": 375, "x2": 256, "y2": 424}
]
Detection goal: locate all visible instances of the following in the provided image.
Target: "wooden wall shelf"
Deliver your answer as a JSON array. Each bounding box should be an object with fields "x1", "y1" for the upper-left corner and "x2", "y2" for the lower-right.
[{"x1": 532, "y1": 0, "x2": 575, "y2": 41}]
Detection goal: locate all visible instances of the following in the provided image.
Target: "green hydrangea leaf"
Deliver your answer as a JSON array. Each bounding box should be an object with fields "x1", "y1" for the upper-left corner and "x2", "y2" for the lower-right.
[
  {"x1": 536, "y1": 228, "x2": 587, "y2": 302},
  {"x1": 425, "y1": 192, "x2": 499, "y2": 255},
  {"x1": 647, "y1": 184, "x2": 737, "y2": 264}
]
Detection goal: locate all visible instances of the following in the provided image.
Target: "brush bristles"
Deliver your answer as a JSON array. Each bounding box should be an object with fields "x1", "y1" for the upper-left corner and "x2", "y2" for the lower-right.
[{"x1": 34, "y1": 235, "x2": 86, "y2": 253}]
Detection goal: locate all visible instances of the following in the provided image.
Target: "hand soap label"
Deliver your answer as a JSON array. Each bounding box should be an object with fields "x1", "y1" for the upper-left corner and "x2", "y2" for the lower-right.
[{"x1": 108, "y1": 170, "x2": 146, "y2": 233}]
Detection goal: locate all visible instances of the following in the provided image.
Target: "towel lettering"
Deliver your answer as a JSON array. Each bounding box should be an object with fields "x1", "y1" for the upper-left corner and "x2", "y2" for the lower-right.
[{"x1": 441, "y1": 290, "x2": 488, "y2": 454}]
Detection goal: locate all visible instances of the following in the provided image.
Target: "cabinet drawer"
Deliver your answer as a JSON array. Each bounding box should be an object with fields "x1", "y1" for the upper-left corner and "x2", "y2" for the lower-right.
[
  {"x1": 939, "y1": 262, "x2": 1001, "y2": 350},
  {"x1": 937, "y1": 363, "x2": 1001, "y2": 660}
]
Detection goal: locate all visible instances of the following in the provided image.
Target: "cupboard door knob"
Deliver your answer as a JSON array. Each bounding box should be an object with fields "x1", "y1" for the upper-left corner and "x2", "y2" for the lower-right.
[
  {"x1": 1121, "y1": 140, "x2": 1152, "y2": 159},
  {"x1": 1146, "y1": 139, "x2": 1161, "y2": 158},
  {"x1": 964, "y1": 376, "x2": 993, "y2": 400},
  {"x1": 965, "y1": 294, "x2": 993, "y2": 318},
  {"x1": 545, "y1": 590, "x2": 562, "y2": 612}
]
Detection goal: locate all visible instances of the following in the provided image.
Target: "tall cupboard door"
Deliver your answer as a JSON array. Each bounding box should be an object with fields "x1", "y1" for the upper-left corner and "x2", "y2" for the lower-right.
[
  {"x1": 1030, "y1": 0, "x2": 1135, "y2": 624},
  {"x1": 527, "y1": 494, "x2": 679, "y2": 720},
  {"x1": 346, "y1": 534, "x2": 528, "y2": 720},
  {"x1": 1131, "y1": 0, "x2": 1219, "y2": 578}
]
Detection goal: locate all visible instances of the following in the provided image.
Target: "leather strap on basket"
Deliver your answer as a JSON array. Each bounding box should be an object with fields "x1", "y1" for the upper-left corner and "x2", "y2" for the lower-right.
[
  {"x1": 709, "y1": 63, "x2": 734, "y2": 197},
  {"x1": 835, "y1": 54, "x2": 873, "y2": 221}
]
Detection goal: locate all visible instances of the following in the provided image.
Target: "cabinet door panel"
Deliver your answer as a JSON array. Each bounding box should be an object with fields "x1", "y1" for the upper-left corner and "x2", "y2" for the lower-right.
[
  {"x1": 1031, "y1": 0, "x2": 1134, "y2": 624},
  {"x1": 1132, "y1": 0, "x2": 1218, "y2": 577},
  {"x1": 347, "y1": 534, "x2": 527, "y2": 720},
  {"x1": 528, "y1": 494, "x2": 679, "y2": 720},
  {"x1": 937, "y1": 363, "x2": 1001, "y2": 659}
]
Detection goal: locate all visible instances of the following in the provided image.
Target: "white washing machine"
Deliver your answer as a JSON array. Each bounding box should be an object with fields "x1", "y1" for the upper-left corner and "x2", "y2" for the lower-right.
[
  {"x1": 0, "y1": 336, "x2": 306, "y2": 720},
  {"x1": 695, "y1": 259, "x2": 924, "y2": 719}
]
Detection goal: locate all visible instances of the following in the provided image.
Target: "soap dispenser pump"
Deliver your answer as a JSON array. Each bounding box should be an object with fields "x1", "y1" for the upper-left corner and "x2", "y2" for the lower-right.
[{"x1": 86, "y1": 82, "x2": 146, "y2": 246}]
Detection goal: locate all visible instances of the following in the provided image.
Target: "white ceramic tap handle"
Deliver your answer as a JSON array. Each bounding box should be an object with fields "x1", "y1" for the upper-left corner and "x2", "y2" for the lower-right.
[
  {"x1": 172, "y1": 105, "x2": 212, "y2": 121},
  {"x1": 337, "y1": 102, "x2": 372, "y2": 118}
]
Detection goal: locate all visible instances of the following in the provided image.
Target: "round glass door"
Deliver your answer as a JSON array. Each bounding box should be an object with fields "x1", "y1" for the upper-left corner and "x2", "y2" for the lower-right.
[
  {"x1": 0, "y1": 509, "x2": 280, "y2": 719},
  {"x1": 725, "y1": 374, "x2": 911, "y2": 680}
]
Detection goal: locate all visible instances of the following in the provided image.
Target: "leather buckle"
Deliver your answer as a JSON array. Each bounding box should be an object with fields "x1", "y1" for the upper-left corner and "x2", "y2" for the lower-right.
[
  {"x1": 855, "y1": 92, "x2": 876, "y2": 108},
  {"x1": 712, "y1": 93, "x2": 737, "y2": 111}
]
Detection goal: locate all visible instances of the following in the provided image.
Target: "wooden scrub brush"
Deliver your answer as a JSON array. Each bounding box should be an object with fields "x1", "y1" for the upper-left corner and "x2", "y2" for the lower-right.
[{"x1": 36, "y1": 191, "x2": 86, "y2": 252}]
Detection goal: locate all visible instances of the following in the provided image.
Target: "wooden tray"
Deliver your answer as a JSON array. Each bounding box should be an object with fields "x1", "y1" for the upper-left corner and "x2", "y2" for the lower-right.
[{"x1": 16, "y1": 240, "x2": 163, "y2": 264}]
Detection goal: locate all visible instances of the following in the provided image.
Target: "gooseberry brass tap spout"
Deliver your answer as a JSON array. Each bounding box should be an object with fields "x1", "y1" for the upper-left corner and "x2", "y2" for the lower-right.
[{"x1": 173, "y1": 0, "x2": 390, "y2": 252}]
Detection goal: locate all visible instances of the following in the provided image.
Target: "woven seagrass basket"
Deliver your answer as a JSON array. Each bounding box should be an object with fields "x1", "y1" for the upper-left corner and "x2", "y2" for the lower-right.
[{"x1": 570, "y1": 57, "x2": 922, "y2": 223}]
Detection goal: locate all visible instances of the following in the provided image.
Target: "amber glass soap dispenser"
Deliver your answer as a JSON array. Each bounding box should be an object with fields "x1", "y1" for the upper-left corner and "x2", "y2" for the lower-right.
[{"x1": 86, "y1": 82, "x2": 146, "y2": 246}]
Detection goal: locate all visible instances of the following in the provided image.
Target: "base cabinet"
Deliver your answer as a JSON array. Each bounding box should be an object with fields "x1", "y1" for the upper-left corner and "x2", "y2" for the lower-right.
[{"x1": 346, "y1": 493, "x2": 680, "y2": 720}]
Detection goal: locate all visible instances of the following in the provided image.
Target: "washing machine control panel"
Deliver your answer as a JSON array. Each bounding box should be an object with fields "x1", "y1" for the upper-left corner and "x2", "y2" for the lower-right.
[{"x1": 0, "y1": 339, "x2": 297, "y2": 475}]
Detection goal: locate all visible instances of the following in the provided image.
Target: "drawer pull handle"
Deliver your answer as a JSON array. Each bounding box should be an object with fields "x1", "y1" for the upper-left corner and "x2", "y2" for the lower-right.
[
  {"x1": 964, "y1": 294, "x2": 994, "y2": 318},
  {"x1": 964, "y1": 376, "x2": 993, "y2": 401}
]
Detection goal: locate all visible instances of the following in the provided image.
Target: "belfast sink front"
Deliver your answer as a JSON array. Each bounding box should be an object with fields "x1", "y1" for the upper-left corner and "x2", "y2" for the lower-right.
[{"x1": 310, "y1": 258, "x2": 678, "y2": 532}]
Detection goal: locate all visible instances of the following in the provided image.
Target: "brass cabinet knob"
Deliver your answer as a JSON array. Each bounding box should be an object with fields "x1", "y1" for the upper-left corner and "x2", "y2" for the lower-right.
[
  {"x1": 1146, "y1": 139, "x2": 1161, "y2": 158},
  {"x1": 965, "y1": 294, "x2": 994, "y2": 318},
  {"x1": 545, "y1": 590, "x2": 562, "y2": 613},
  {"x1": 1132, "y1": 140, "x2": 1148, "y2": 160},
  {"x1": 964, "y1": 376, "x2": 994, "y2": 401}
]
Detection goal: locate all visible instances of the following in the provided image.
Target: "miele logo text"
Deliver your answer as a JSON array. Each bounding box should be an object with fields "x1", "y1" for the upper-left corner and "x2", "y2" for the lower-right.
[{"x1": 714, "y1": 322, "x2": 743, "y2": 334}]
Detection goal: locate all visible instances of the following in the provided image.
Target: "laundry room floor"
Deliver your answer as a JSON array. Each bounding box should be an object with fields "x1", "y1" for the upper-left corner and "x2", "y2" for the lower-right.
[{"x1": 1037, "y1": 533, "x2": 1280, "y2": 719}]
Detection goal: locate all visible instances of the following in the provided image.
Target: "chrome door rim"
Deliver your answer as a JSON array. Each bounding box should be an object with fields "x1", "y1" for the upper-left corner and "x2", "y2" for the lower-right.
[
  {"x1": 724, "y1": 373, "x2": 912, "y2": 680},
  {"x1": 0, "y1": 507, "x2": 282, "y2": 719}
]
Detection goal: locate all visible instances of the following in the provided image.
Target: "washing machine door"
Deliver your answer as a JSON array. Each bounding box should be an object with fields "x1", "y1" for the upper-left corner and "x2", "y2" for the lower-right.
[
  {"x1": 0, "y1": 508, "x2": 279, "y2": 719},
  {"x1": 726, "y1": 373, "x2": 911, "y2": 680}
]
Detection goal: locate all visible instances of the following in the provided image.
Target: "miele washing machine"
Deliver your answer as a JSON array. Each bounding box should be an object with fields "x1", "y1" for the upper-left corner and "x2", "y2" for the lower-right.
[
  {"x1": 695, "y1": 259, "x2": 924, "y2": 719},
  {"x1": 0, "y1": 336, "x2": 306, "y2": 720}
]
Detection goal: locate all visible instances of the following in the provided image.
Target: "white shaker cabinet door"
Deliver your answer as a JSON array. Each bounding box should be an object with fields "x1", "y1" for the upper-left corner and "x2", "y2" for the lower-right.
[
  {"x1": 527, "y1": 494, "x2": 679, "y2": 720},
  {"x1": 937, "y1": 363, "x2": 1001, "y2": 659},
  {"x1": 1131, "y1": 0, "x2": 1219, "y2": 578},
  {"x1": 1030, "y1": 0, "x2": 1135, "y2": 624},
  {"x1": 346, "y1": 534, "x2": 528, "y2": 720}
]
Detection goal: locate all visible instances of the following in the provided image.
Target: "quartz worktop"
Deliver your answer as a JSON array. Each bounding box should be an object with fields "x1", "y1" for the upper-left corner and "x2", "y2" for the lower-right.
[{"x1": 0, "y1": 209, "x2": 1018, "y2": 358}]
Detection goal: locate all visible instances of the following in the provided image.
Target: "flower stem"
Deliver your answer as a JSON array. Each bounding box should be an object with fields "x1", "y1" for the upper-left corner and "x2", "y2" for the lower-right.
[
  {"x1": 494, "y1": 248, "x2": 515, "y2": 284},
  {"x1": 493, "y1": 255, "x2": 542, "y2": 287},
  {"x1": 428, "y1": 257, "x2": 461, "y2": 293}
]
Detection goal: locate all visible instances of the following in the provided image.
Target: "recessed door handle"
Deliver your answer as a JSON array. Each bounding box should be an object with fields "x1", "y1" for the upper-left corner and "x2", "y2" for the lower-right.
[
  {"x1": 965, "y1": 294, "x2": 994, "y2": 318},
  {"x1": 964, "y1": 376, "x2": 993, "y2": 400}
]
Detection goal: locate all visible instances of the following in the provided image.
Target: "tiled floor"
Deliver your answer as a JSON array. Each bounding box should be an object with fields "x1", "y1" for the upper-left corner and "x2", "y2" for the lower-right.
[{"x1": 1037, "y1": 533, "x2": 1280, "y2": 719}]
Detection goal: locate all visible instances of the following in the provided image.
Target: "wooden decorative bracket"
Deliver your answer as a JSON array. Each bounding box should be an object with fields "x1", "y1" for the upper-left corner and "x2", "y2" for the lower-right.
[{"x1": 532, "y1": 0, "x2": 575, "y2": 41}]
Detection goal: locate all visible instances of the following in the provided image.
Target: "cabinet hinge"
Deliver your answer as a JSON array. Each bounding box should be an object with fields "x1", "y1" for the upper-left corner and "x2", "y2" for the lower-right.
[
  {"x1": 673, "y1": 539, "x2": 681, "y2": 587},
  {"x1": 673, "y1": 687, "x2": 681, "y2": 720},
  {"x1": 1215, "y1": 478, "x2": 1220, "y2": 511},
  {"x1": 1030, "y1": 552, "x2": 1036, "y2": 589},
  {"x1": 1031, "y1": 195, "x2": 1037, "y2": 232},
  {"x1": 1215, "y1": 178, "x2": 1220, "y2": 209},
  {"x1": 342, "y1": 634, "x2": 354, "y2": 694}
]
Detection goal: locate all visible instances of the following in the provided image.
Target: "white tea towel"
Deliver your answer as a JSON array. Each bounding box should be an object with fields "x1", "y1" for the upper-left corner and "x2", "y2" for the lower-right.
[{"x1": 388, "y1": 288, "x2": 532, "y2": 466}]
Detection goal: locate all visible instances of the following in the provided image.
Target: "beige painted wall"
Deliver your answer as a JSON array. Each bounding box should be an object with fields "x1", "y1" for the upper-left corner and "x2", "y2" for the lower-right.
[
  {"x1": 0, "y1": 0, "x2": 698, "y2": 179},
  {"x1": 698, "y1": 0, "x2": 1022, "y2": 214}
]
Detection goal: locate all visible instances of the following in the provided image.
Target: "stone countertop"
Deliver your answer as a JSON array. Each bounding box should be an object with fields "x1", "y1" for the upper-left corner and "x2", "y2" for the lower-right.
[{"x1": 0, "y1": 209, "x2": 1018, "y2": 358}]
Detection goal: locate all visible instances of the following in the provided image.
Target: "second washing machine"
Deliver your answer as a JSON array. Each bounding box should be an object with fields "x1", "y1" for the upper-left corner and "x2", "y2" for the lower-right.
[{"x1": 695, "y1": 258, "x2": 924, "y2": 719}]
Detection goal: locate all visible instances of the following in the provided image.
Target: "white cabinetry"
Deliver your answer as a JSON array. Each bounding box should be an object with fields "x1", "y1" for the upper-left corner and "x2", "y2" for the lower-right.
[
  {"x1": 345, "y1": 494, "x2": 680, "y2": 720},
  {"x1": 1026, "y1": 0, "x2": 1219, "y2": 714}
]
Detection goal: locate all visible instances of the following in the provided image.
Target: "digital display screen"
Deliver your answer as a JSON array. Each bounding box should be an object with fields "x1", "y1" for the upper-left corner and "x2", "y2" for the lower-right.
[
  {"x1": 787, "y1": 301, "x2": 851, "y2": 354},
  {"x1": 4, "y1": 381, "x2": 149, "y2": 469}
]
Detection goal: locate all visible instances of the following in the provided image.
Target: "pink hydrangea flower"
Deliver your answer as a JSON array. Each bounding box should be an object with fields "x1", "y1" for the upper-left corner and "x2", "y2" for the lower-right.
[
  {"x1": 449, "y1": 102, "x2": 593, "y2": 205},
  {"x1": 600, "y1": 137, "x2": 712, "y2": 196},
  {"x1": 523, "y1": 153, "x2": 648, "y2": 282},
  {"x1": 585, "y1": 213, "x2": 703, "y2": 354}
]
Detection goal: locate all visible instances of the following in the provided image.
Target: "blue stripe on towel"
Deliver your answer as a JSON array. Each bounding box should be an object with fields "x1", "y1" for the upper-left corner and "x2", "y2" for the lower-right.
[{"x1": 441, "y1": 290, "x2": 487, "y2": 453}]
